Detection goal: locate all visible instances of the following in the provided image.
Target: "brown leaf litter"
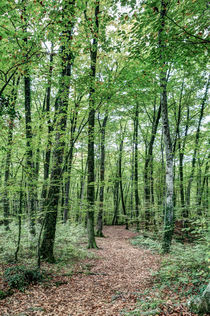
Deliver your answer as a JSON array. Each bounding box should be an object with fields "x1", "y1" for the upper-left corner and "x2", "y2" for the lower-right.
[{"x1": 0, "y1": 226, "x2": 201, "y2": 316}]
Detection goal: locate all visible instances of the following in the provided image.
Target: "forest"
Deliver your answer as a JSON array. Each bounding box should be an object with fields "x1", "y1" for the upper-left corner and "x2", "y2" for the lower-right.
[{"x1": 0, "y1": 0, "x2": 209, "y2": 315}]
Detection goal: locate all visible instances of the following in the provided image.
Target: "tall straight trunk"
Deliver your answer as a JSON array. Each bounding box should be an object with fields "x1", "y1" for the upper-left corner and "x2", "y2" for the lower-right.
[
  {"x1": 63, "y1": 97, "x2": 85, "y2": 223},
  {"x1": 159, "y1": 0, "x2": 174, "y2": 253},
  {"x1": 77, "y1": 157, "x2": 88, "y2": 223},
  {"x1": 63, "y1": 142, "x2": 74, "y2": 223},
  {"x1": 197, "y1": 150, "x2": 209, "y2": 208},
  {"x1": 186, "y1": 78, "x2": 209, "y2": 208},
  {"x1": 134, "y1": 103, "x2": 140, "y2": 231},
  {"x1": 178, "y1": 104, "x2": 189, "y2": 215},
  {"x1": 118, "y1": 138, "x2": 128, "y2": 229},
  {"x1": 130, "y1": 143, "x2": 134, "y2": 218},
  {"x1": 86, "y1": 1, "x2": 100, "y2": 248},
  {"x1": 96, "y1": 112, "x2": 108, "y2": 236},
  {"x1": 144, "y1": 103, "x2": 161, "y2": 228},
  {"x1": 3, "y1": 78, "x2": 20, "y2": 230},
  {"x1": 112, "y1": 171, "x2": 120, "y2": 225},
  {"x1": 22, "y1": 3, "x2": 36, "y2": 237},
  {"x1": 24, "y1": 72, "x2": 36, "y2": 237},
  {"x1": 40, "y1": 0, "x2": 75, "y2": 262},
  {"x1": 41, "y1": 44, "x2": 54, "y2": 207}
]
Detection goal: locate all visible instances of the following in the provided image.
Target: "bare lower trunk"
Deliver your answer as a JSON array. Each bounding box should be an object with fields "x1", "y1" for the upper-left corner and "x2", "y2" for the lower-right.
[
  {"x1": 159, "y1": 0, "x2": 174, "y2": 253},
  {"x1": 86, "y1": 1, "x2": 100, "y2": 248},
  {"x1": 96, "y1": 113, "x2": 108, "y2": 237}
]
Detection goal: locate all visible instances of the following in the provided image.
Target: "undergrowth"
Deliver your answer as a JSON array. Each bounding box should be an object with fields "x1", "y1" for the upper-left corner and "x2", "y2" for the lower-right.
[
  {"x1": 0, "y1": 221, "x2": 89, "y2": 265},
  {"x1": 4, "y1": 265, "x2": 44, "y2": 291},
  {"x1": 0, "y1": 221, "x2": 92, "y2": 298},
  {"x1": 125, "y1": 228, "x2": 209, "y2": 315}
]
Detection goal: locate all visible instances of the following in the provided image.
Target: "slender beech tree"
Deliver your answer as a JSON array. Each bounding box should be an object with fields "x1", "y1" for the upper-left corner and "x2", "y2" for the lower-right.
[
  {"x1": 118, "y1": 124, "x2": 128, "y2": 229},
  {"x1": 24, "y1": 58, "x2": 36, "y2": 237},
  {"x1": 40, "y1": 44, "x2": 55, "y2": 208},
  {"x1": 85, "y1": 0, "x2": 100, "y2": 248},
  {"x1": 3, "y1": 77, "x2": 20, "y2": 230},
  {"x1": 40, "y1": 0, "x2": 76, "y2": 262},
  {"x1": 186, "y1": 77, "x2": 209, "y2": 209},
  {"x1": 133, "y1": 102, "x2": 140, "y2": 231},
  {"x1": 159, "y1": 0, "x2": 174, "y2": 253},
  {"x1": 96, "y1": 110, "x2": 108, "y2": 236},
  {"x1": 144, "y1": 102, "x2": 161, "y2": 229}
]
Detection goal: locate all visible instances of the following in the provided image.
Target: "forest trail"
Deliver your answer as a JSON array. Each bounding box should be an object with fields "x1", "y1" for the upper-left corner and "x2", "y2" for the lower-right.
[{"x1": 1, "y1": 226, "x2": 161, "y2": 316}]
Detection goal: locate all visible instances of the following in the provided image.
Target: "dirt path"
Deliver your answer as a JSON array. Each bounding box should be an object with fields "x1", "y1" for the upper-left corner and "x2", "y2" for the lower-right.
[{"x1": 0, "y1": 226, "x2": 161, "y2": 316}]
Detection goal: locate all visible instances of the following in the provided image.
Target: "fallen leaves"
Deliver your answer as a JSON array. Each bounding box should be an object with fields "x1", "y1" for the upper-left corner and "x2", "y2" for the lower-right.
[{"x1": 0, "y1": 226, "x2": 202, "y2": 315}]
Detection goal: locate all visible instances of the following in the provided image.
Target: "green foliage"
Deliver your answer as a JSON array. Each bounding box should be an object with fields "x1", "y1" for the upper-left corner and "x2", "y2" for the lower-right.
[
  {"x1": 54, "y1": 222, "x2": 92, "y2": 264},
  {"x1": 0, "y1": 221, "x2": 90, "y2": 265},
  {"x1": 3, "y1": 265, "x2": 43, "y2": 291},
  {"x1": 131, "y1": 234, "x2": 162, "y2": 253},
  {"x1": 155, "y1": 241, "x2": 209, "y2": 295},
  {"x1": 0, "y1": 289, "x2": 13, "y2": 300},
  {"x1": 128, "y1": 232, "x2": 209, "y2": 315}
]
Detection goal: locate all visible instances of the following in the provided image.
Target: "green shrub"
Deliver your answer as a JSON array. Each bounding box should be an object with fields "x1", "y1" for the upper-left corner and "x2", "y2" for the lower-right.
[
  {"x1": 128, "y1": 232, "x2": 209, "y2": 315},
  {"x1": 131, "y1": 234, "x2": 162, "y2": 253},
  {"x1": 4, "y1": 265, "x2": 43, "y2": 291}
]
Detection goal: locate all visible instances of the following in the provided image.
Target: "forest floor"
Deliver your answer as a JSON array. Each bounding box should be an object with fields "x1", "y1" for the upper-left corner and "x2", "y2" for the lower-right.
[{"x1": 0, "y1": 226, "x2": 199, "y2": 316}]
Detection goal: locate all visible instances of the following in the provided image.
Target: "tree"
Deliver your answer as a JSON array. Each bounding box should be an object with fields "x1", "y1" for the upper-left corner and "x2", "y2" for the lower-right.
[{"x1": 40, "y1": 0, "x2": 76, "y2": 262}]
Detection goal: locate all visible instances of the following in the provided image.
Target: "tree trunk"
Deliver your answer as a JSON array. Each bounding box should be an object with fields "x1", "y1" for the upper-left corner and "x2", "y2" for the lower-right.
[
  {"x1": 40, "y1": 44, "x2": 54, "y2": 210},
  {"x1": 24, "y1": 72, "x2": 36, "y2": 237},
  {"x1": 96, "y1": 112, "x2": 108, "y2": 237},
  {"x1": 134, "y1": 102, "x2": 140, "y2": 231},
  {"x1": 186, "y1": 78, "x2": 209, "y2": 208},
  {"x1": 3, "y1": 78, "x2": 19, "y2": 230},
  {"x1": 119, "y1": 138, "x2": 128, "y2": 229},
  {"x1": 144, "y1": 103, "x2": 161, "y2": 229},
  {"x1": 40, "y1": 0, "x2": 75, "y2": 262},
  {"x1": 159, "y1": 0, "x2": 174, "y2": 253},
  {"x1": 112, "y1": 173, "x2": 120, "y2": 225},
  {"x1": 86, "y1": 1, "x2": 100, "y2": 248}
]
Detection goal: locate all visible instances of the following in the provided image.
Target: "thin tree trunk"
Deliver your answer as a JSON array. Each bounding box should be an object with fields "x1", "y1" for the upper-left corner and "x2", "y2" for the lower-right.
[
  {"x1": 186, "y1": 77, "x2": 209, "y2": 208},
  {"x1": 134, "y1": 102, "x2": 140, "y2": 231},
  {"x1": 40, "y1": 44, "x2": 54, "y2": 210},
  {"x1": 3, "y1": 78, "x2": 20, "y2": 230},
  {"x1": 24, "y1": 72, "x2": 36, "y2": 237},
  {"x1": 86, "y1": 1, "x2": 100, "y2": 248},
  {"x1": 96, "y1": 112, "x2": 108, "y2": 237},
  {"x1": 198, "y1": 151, "x2": 209, "y2": 207},
  {"x1": 159, "y1": 0, "x2": 174, "y2": 253},
  {"x1": 118, "y1": 131, "x2": 128, "y2": 230},
  {"x1": 112, "y1": 172, "x2": 120, "y2": 225},
  {"x1": 144, "y1": 103, "x2": 161, "y2": 228}
]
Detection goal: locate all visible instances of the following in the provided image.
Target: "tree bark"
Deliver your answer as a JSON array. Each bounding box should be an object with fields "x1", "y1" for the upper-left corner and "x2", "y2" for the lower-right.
[
  {"x1": 96, "y1": 112, "x2": 108, "y2": 237},
  {"x1": 159, "y1": 0, "x2": 174, "y2": 253},
  {"x1": 144, "y1": 102, "x2": 161, "y2": 229},
  {"x1": 24, "y1": 72, "x2": 36, "y2": 237},
  {"x1": 134, "y1": 102, "x2": 140, "y2": 231},
  {"x1": 186, "y1": 77, "x2": 209, "y2": 208},
  {"x1": 3, "y1": 78, "x2": 20, "y2": 230},
  {"x1": 86, "y1": 1, "x2": 100, "y2": 248},
  {"x1": 119, "y1": 138, "x2": 128, "y2": 229},
  {"x1": 40, "y1": 0, "x2": 75, "y2": 262}
]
